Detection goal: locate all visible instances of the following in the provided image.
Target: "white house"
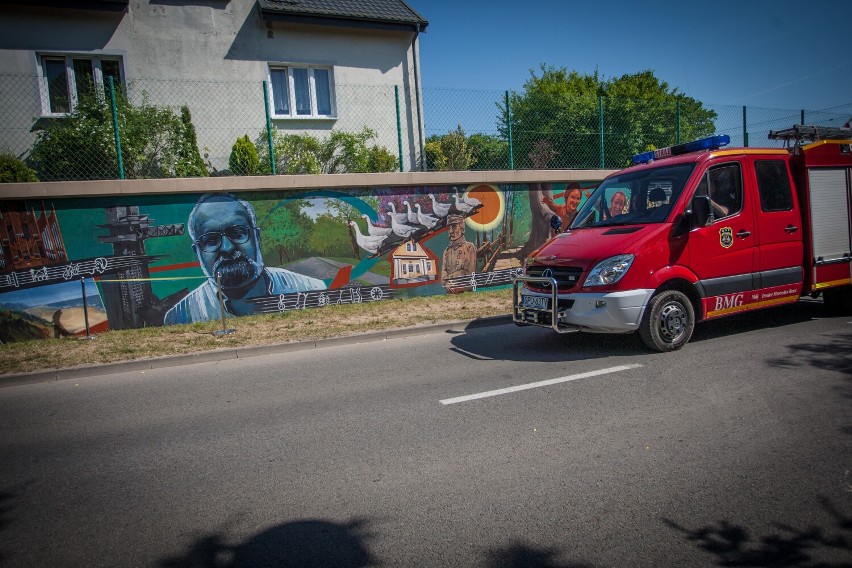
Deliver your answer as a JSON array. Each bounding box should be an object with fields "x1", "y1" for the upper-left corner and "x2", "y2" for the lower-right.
[{"x1": 0, "y1": 0, "x2": 428, "y2": 172}]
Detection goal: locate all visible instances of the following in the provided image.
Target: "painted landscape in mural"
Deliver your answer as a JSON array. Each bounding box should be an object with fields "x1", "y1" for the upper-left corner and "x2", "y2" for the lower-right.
[{"x1": 0, "y1": 182, "x2": 595, "y2": 342}]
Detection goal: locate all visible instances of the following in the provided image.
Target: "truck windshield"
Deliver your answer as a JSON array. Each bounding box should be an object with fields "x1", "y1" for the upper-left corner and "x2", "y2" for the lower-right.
[{"x1": 571, "y1": 163, "x2": 696, "y2": 229}]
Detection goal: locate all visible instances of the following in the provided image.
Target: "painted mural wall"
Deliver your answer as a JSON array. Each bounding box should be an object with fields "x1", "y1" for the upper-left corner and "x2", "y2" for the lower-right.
[{"x1": 0, "y1": 181, "x2": 598, "y2": 342}]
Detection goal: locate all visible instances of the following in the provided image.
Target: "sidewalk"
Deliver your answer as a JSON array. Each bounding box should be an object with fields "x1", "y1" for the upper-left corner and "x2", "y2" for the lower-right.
[{"x1": 0, "y1": 315, "x2": 512, "y2": 388}]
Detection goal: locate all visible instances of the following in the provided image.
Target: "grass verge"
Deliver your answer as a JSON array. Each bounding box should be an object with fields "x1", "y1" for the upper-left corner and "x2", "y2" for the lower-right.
[{"x1": 0, "y1": 288, "x2": 513, "y2": 376}]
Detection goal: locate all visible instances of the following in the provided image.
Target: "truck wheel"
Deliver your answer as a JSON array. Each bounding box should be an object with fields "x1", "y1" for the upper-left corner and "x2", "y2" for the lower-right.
[
  {"x1": 639, "y1": 290, "x2": 694, "y2": 352},
  {"x1": 822, "y1": 286, "x2": 852, "y2": 315}
]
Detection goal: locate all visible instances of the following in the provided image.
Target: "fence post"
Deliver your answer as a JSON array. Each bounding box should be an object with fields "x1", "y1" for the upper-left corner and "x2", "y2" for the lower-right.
[
  {"x1": 108, "y1": 76, "x2": 125, "y2": 180},
  {"x1": 506, "y1": 91, "x2": 514, "y2": 170},
  {"x1": 80, "y1": 277, "x2": 92, "y2": 339},
  {"x1": 598, "y1": 96, "x2": 605, "y2": 169},
  {"x1": 676, "y1": 99, "x2": 681, "y2": 144},
  {"x1": 742, "y1": 106, "x2": 749, "y2": 147},
  {"x1": 395, "y1": 85, "x2": 404, "y2": 172},
  {"x1": 262, "y1": 81, "x2": 277, "y2": 175}
]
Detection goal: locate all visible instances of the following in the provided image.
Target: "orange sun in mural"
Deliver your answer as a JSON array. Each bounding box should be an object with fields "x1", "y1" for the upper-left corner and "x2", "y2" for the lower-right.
[{"x1": 464, "y1": 184, "x2": 505, "y2": 231}]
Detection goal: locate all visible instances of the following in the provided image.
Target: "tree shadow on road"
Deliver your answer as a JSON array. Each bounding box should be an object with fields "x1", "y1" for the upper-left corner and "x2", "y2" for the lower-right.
[
  {"x1": 158, "y1": 518, "x2": 374, "y2": 568},
  {"x1": 662, "y1": 496, "x2": 852, "y2": 567},
  {"x1": 485, "y1": 542, "x2": 593, "y2": 568}
]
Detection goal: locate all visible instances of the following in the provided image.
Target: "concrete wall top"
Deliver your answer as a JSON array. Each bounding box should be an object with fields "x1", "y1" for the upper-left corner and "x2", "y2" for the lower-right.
[{"x1": 0, "y1": 170, "x2": 619, "y2": 200}]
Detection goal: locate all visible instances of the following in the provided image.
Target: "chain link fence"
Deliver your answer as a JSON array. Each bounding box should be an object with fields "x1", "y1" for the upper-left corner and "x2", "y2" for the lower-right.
[{"x1": 1, "y1": 73, "x2": 850, "y2": 181}]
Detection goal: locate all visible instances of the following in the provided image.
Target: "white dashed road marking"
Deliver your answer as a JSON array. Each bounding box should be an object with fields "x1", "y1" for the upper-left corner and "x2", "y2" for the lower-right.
[{"x1": 440, "y1": 364, "x2": 644, "y2": 405}]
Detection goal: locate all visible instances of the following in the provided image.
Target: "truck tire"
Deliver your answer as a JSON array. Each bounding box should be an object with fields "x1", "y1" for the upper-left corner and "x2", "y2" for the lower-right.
[
  {"x1": 822, "y1": 286, "x2": 852, "y2": 315},
  {"x1": 639, "y1": 290, "x2": 695, "y2": 352}
]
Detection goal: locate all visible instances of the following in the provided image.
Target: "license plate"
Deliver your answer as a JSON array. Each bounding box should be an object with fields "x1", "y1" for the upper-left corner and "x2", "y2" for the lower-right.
[{"x1": 521, "y1": 295, "x2": 549, "y2": 309}]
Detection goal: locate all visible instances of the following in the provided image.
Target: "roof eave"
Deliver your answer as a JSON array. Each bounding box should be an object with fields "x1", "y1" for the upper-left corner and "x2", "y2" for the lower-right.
[
  {"x1": 0, "y1": 0, "x2": 128, "y2": 11},
  {"x1": 260, "y1": 10, "x2": 427, "y2": 33}
]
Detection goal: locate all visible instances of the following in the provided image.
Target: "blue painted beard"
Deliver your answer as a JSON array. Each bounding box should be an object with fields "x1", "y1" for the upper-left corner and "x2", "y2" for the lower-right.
[{"x1": 212, "y1": 250, "x2": 262, "y2": 290}]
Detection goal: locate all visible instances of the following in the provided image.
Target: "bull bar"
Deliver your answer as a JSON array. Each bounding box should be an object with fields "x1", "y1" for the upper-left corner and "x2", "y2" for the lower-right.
[{"x1": 512, "y1": 275, "x2": 581, "y2": 334}]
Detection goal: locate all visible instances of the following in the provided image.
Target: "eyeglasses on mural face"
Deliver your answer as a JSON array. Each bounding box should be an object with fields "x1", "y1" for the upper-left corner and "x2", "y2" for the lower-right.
[{"x1": 195, "y1": 225, "x2": 251, "y2": 252}]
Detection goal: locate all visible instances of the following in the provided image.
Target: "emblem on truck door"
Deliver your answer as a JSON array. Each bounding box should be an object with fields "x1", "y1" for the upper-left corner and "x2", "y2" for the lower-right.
[{"x1": 719, "y1": 227, "x2": 733, "y2": 249}]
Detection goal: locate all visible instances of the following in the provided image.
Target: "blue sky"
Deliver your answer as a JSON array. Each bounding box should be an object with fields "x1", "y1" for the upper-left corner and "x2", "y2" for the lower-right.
[{"x1": 408, "y1": 0, "x2": 852, "y2": 114}]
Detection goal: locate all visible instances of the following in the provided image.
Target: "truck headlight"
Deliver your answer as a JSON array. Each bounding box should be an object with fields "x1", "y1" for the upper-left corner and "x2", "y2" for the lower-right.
[{"x1": 583, "y1": 254, "x2": 634, "y2": 287}]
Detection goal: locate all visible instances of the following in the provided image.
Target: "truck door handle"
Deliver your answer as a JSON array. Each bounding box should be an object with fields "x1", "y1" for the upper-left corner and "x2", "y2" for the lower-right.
[
  {"x1": 784, "y1": 224, "x2": 799, "y2": 233},
  {"x1": 736, "y1": 230, "x2": 751, "y2": 238}
]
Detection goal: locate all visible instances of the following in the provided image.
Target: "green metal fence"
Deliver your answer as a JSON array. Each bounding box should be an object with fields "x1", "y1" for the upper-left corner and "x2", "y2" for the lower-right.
[{"x1": 1, "y1": 73, "x2": 850, "y2": 182}]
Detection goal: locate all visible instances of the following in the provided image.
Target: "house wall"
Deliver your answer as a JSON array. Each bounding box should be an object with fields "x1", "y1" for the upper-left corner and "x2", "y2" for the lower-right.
[
  {"x1": 0, "y1": 0, "x2": 423, "y2": 170},
  {"x1": 0, "y1": 169, "x2": 614, "y2": 341}
]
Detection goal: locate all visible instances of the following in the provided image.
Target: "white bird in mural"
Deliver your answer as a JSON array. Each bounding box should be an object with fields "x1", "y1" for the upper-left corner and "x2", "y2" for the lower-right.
[
  {"x1": 452, "y1": 192, "x2": 474, "y2": 214},
  {"x1": 387, "y1": 206, "x2": 418, "y2": 238},
  {"x1": 428, "y1": 193, "x2": 451, "y2": 218},
  {"x1": 387, "y1": 201, "x2": 409, "y2": 226},
  {"x1": 414, "y1": 203, "x2": 439, "y2": 229},
  {"x1": 349, "y1": 221, "x2": 387, "y2": 256},
  {"x1": 361, "y1": 214, "x2": 392, "y2": 237},
  {"x1": 455, "y1": 189, "x2": 482, "y2": 208},
  {"x1": 403, "y1": 200, "x2": 420, "y2": 225}
]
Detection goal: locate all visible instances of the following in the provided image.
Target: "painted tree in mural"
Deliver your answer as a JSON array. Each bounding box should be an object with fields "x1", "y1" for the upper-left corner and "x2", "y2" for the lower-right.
[
  {"x1": 308, "y1": 215, "x2": 352, "y2": 258},
  {"x1": 501, "y1": 66, "x2": 716, "y2": 170},
  {"x1": 251, "y1": 197, "x2": 313, "y2": 265},
  {"x1": 322, "y1": 195, "x2": 381, "y2": 260}
]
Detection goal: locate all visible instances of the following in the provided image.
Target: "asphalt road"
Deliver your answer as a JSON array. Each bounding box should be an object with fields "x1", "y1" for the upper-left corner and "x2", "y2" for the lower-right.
[{"x1": 1, "y1": 299, "x2": 851, "y2": 567}]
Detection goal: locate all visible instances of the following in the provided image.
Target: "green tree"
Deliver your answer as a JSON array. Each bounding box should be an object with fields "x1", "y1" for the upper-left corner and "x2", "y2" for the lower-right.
[
  {"x1": 229, "y1": 134, "x2": 260, "y2": 176},
  {"x1": 0, "y1": 153, "x2": 38, "y2": 183},
  {"x1": 27, "y1": 90, "x2": 209, "y2": 180},
  {"x1": 502, "y1": 65, "x2": 716, "y2": 169},
  {"x1": 467, "y1": 133, "x2": 509, "y2": 170}
]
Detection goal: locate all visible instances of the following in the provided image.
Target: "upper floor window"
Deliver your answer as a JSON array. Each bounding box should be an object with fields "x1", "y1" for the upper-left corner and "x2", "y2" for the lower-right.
[
  {"x1": 40, "y1": 55, "x2": 124, "y2": 114},
  {"x1": 268, "y1": 65, "x2": 334, "y2": 118}
]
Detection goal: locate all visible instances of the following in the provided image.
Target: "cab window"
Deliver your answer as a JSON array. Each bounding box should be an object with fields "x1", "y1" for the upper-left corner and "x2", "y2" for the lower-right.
[
  {"x1": 754, "y1": 160, "x2": 793, "y2": 211},
  {"x1": 694, "y1": 162, "x2": 743, "y2": 223}
]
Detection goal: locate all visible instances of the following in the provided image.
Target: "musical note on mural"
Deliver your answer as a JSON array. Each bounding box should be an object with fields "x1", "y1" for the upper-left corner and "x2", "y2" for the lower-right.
[
  {"x1": 253, "y1": 285, "x2": 393, "y2": 315},
  {"x1": 443, "y1": 268, "x2": 520, "y2": 292}
]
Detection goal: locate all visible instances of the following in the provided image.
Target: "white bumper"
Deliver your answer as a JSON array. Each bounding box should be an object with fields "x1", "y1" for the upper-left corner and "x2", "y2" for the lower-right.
[
  {"x1": 515, "y1": 285, "x2": 654, "y2": 334},
  {"x1": 561, "y1": 289, "x2": 654, "y2": 332}
]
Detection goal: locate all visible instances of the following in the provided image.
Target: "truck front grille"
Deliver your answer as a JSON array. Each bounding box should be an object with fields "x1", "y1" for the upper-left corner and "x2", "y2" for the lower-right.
[{"x1": 525, "y1": 265, "x2": 584, "y2": 291}]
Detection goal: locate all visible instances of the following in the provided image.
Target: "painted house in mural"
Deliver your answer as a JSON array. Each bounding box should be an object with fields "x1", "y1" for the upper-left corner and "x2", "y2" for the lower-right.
[
  {"x1": 0, "y1": 0, "x2": 428, "y2": 170},
  {"x1": 391, "y1": 240, "x2": 438, "y2": 286}
]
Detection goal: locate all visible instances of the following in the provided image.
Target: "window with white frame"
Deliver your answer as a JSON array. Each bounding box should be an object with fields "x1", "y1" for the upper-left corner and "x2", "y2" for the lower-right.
[
  {"x1": 39, "y1": 55, "x2": 124, "y2": 114},
  {"x1": 268, "y1": 65, "x2": 334, "y2": 118}
]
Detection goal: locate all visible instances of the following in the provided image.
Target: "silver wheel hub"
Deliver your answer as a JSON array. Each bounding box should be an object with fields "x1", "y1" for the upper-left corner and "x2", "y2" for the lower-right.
[{"x1": 658, "y1": 302, "x2": 686, "y2": 342}]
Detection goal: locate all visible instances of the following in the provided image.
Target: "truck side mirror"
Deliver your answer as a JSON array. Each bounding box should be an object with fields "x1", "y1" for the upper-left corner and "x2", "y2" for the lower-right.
[
  {"x1": 689, "y1": 196, "x2": 711, "y2": 228},
  {"x1": 550, "y1": 214, "x2": 562, "y2": 234}
]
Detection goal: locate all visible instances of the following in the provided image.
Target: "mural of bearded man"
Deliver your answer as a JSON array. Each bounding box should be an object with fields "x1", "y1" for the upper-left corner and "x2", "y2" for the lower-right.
[{"x1": 164, "y1": 193, "x2": 325, "y2": 325}]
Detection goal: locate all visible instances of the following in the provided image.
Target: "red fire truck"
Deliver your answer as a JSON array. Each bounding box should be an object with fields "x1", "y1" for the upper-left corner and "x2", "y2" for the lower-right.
[{"x1": 512, "y1": 125, "x2": 852, "y2": 351}]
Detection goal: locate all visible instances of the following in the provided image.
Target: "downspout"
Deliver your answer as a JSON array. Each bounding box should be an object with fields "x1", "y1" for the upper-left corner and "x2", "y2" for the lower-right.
[{"x1": 411, "y1": 23, "x2": 426, "y2": 171}]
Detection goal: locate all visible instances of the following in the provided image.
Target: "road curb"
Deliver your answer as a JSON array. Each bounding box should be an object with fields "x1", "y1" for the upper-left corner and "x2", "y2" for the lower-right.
[{"x1": 1, "y1": 314, "x2": 513, "y2": 388}]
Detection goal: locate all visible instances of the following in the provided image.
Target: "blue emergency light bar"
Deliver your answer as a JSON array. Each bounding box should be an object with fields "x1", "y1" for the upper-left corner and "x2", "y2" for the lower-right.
[{"x1": 631, "y1": 135, "x2": 731, "y2": 164}]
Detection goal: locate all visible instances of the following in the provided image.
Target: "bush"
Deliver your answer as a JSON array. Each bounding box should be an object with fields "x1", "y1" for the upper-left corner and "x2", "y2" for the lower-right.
[
  {"x1": 0, "y1": 153, "x2": 38, "y2": 183},
  {"x1": 27, "y1": 90, "x2": 208, "y2": 181},
  {"x1": 229, "y1": 134, "x2": 260, "y2": 176},
  {"x1": 425, "y1": 125, "x2": 474, "y2": 171},
  {"x1": 256, "y1": 127, "x2": 398, "y2": 175}
]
